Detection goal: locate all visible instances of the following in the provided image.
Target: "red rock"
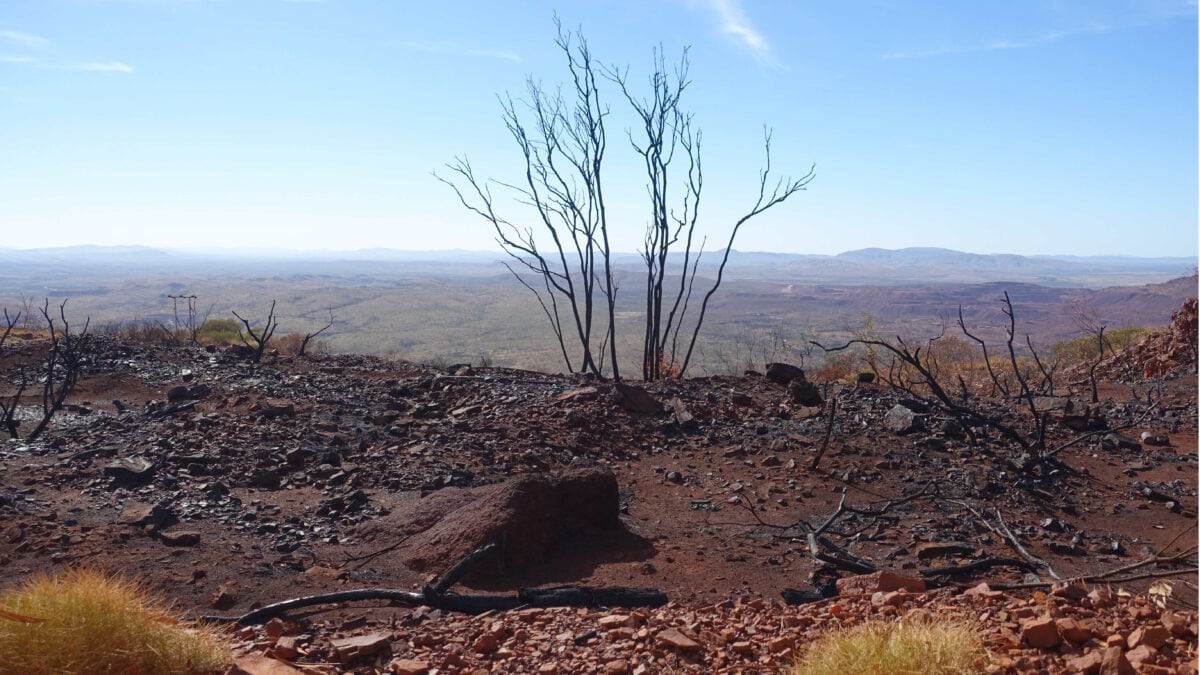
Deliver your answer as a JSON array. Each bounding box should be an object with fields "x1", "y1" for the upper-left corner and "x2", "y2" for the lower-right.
[
  {"x1": 536, "y1": 665, "x2": 558, "y2": 675},
  {"x1": 1126, "y1": 644, "x2": 1157, "y2": 666},
  {"x1": 229, "y1": 654, "x2": 304, "y2": 675},
  {"x1": 835, "y1": 571, "x2": 926, "y2": 595},
  {"x1": 614, "y1": 383, "x2": 658, "y2": 413},
  {"x1": 389, "y1": 659, "x2": 429, "y2": 675},
  {"x1": 1089, "y1": 588, "x2": 1116, "y2": 609},
  {"x1": 964, "y1": 582, "x2": 1003, "y2": 599},
  {"x1": 656, "y1": 627, "x2": 702, "y2": 651},
  {"x1": 1050, "y1": 582, "x2": 1089, "y2": 601},
  {"x1": 598, "y1": 614, "x2": 631, "y2": 629},
  {"x1": 1067, "y1": 650, "x2": 1104, "y2": 675},
  {"x1": 1100, "y1": 646, "x2": 1135, "y2": 675},
  {"x1": 1128, "y1": 626, "x2": 1170, "y2": 650},
  {"x1": 1057, "y1": 617, "x2": 1093, "y2": 644},
  {"x1": 331, "y1": 633, "x2": 392, "y2": 664},
  {"x1": 472, "y1": 632, "x2": 499, "y2": 653},
  {"x1": 159, "y1": 530, "x2": 201, "y2": 546},
  {"x1": 604, "y1": 659, "x2": 630, "y2": 674},
  {"x1": 401, "y1": 467, "x2": 621, "y2": 578},
  {"x1": 767, "y1": 636, "x2": 795, "y2": 653},
  {"x1": 264, "y1": 618, "x2": 285, "y2": 639},
  {"x1": 731, "y1": 641, "x2": 754, "y2": 654},
  {"x1": 210, "y1": 584, "x2": 237, "y2": 610},
  {"x1": 1022, "y1": 617, "x2": 1062, "y2": 649},
  {"x1": 1160, "y1": 611, "x2": 1193, "y2": 636},
  {"x1": 271, "y1": 636, "x2": 300, "y2": 660}
]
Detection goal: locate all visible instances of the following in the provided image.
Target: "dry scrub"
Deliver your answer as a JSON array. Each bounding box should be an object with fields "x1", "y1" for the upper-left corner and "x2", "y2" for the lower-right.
[
  {"x1": 789, "y1": 615, "x2": 988, "y2": 675},
  {"x1": 0, "y1": 568, "x2": 227, "y2": 674}
]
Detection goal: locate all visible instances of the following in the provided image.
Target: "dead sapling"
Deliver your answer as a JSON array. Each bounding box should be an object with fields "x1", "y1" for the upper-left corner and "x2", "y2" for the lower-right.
[
  {"x1": 24, "y1": 299, "x2": 90, "y2": 441},
  {"x1": 0, "y1": 307, "x2": 25, "y2": 438},
  {"x1": 232, "y1": 300, "x2": 279, "y2": 363},
  {"x1": 298, "y1": 308, "x2": 334, "y2": 357}
]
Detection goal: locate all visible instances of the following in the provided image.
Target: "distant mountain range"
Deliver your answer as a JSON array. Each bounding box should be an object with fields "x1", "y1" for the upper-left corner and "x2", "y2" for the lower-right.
[{"x1": 0, "y1": 245, "x2": 1194, "y2": 289}]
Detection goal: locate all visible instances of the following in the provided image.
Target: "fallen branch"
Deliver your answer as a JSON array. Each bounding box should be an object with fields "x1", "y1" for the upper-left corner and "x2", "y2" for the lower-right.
[
  {"x1": 952, "y1": 500, "x2": 1061, "y2": 581},
  {"x1": 202, "y1": 585, "x2": 668, "y2": 626},
  {"x1": 993, "y1": 508, "x2": 1060, "y2": 580},
  {"x1": 427, "y1": 542, "x2": 499, "y2": 596},
  {"x1": 985, "y1": 566, "x2": 1199, "y2": 592},
  {"x1": 919, "y1": 556, "x2": 1037, "y2": 580},
  {"x1": 202, "y1": 588, "x2": 516, "y2": 624},
  {"x1": 807, "y1": 533, "x2": 878, "y2": 575}
]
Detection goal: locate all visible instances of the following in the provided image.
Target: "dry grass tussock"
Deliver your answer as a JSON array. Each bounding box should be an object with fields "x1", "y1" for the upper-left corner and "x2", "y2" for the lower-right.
[
  {"x1": 789, "y1": 615, "x2": 988, "y2": 675},
  {"x1": 0, "y1": 568, "x2": 228, "y2": 674}
]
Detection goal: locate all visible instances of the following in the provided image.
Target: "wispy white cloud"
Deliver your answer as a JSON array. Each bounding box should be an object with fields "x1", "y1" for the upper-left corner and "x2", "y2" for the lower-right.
[
  {"x1": 694, "y1": 0, "x2": 772, "y2": 61},
  {"x1": 0, "y1": 55, "x2": 36, "y2": 63},
  {"x1": 882, "y1": 9, "x2": 1189, "y2": 60},
  {"x1": 75, "y1": 61, "x2": 134, "y2": 72},
  {"x1": 0, "y1": 29, "x2": 49, "y2": 47},
  {"x1": 397, "y1": 41, "x2": 521, "y2": 62}
]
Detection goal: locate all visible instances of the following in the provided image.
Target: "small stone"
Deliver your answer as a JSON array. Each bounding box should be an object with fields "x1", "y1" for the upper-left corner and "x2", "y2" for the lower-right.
[
  {"x1": 1100, "y1": 646, "x2": 1134, "y2": 675},
  {"x1": 1050, "y1": 582, "x2": 1089, "y2": 601},
  {"x1": 230, "y1": 653, "x2": 304, "y2": 674},
  {"x1": 159, "y1": 530, "x2": 201, "y2": 547},
  {"x1": 1125, "y1": 644, "x2": 1157, "y2": 667},
  {"x1": 1089, "y1": 588, "x2": 1116, "y2": 609},
  {"x1": 104, "y1": 457, "x2": 157, "y2": 485},
  {"x1": 835, "y1": 571, "x2": 926, "y2": 595},
  {"x1": 604, "y1": 659, "x2": 629, "y2": 674},
  {"x1": 656, "y1": 627, "x2": 702, "y2": 651},
  {"x1": 472, "y1": 632, "x2": 499, "y2": 654},
  {"x1": 389, "y1": 659, "x2": 430, "y2": 675},
  {"x1": 272, "y1": 636, "x2": 300, "y2": 661},
  {"x1": 598, "y1": 614, "x2": 630, "y2": 629},
  {"x1": 1021, "y1": 617, "x2": 1062, "y2": 649},
  {"x1": 731, "y1": 641, "x2": 754, "y2": 654},
  {"x1": 964, "y1": 582, "x2": 1004, "y2": 599},
  {"x1": 264, "y1": 618, "x2": 286, "y2": 639},
  {"x1": 1067, "y1": 650, "x2": 1104, "y2": 675},
  {"x1": 1160, "y1": 610, "x2": 1192, "y2": 636},
  {"x1": 119, "y1": 502, "x2": 175, "y2": 531},
  {"x1": 1128, "y1": 626, "x2": 1170, "y2": 650},
  {"x1": 767, "y1": 636, "x2": 795, "y2": 653},
  {"x1": 1056, "y1": 617, "x2": 1093, "y2": 643},
  {"x1": 331, "y1": 633, "x2": 391, "y2": 664},
  {"x1": 210, "y1": 584, "x2": 237, "y2": 610}
]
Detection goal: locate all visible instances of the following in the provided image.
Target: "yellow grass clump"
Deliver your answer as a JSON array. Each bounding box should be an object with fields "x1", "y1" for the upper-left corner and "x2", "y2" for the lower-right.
[
  {"x1": 0, "y1": 568, "x2": 228, "y2": 675},
  {"x1": 789, "y1": 615, "x2": 988, "y2": 675}
]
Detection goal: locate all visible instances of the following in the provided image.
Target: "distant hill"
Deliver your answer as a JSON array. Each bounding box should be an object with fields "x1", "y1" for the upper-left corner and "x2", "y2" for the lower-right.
[{"x1": 0, "y1": 245, "x2": 1193, "y2": 290}]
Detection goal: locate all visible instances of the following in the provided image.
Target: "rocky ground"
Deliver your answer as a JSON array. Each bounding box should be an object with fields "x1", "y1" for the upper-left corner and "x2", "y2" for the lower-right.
[{"x1": 0, "y1": 303, "x2": 1196, "y2": 673}]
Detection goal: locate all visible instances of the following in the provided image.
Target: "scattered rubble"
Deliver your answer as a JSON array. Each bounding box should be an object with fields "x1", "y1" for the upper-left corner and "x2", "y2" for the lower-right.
[{"x1": 0, "y1": 326, "x2": 1194, "y2": 673}]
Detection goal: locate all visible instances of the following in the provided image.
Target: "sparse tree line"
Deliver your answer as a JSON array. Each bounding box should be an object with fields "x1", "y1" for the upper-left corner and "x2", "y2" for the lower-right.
[{"x1": 0, "y1": 295, "x2": 335, "y2": 439}]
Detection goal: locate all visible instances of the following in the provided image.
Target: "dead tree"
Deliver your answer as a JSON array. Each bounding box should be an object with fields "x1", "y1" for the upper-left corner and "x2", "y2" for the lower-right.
[
  {"x1": 441, "y1": 18, "x2": 812, "y2": 381},
  {"x1": 439, "y1": 19, "x2": 616, "y2": 379},
  {"x1": 1, "y1": 308, "x2": 19, "y2": 348},
  {"x1": 608, "y1": 48, "x2": 813, "y2": 380},
  {"x1": 232, "y1": 300, "x2": 278, "y2": 363},
  {"x1": 22, "y1": 300, "x2": 90, "y2": 441},
  {"x1": 815, "y1": 293, "x2": 1051, "y2": 458},
  {"x1": 299, "y1": 308, "x2": 335, "y2": 356}
]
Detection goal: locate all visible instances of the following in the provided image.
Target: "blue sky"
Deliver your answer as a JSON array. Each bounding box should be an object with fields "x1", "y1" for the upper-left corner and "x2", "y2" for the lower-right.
[{"x1": 0, "y1": 0, "x2": 1196, "y2": 256}]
